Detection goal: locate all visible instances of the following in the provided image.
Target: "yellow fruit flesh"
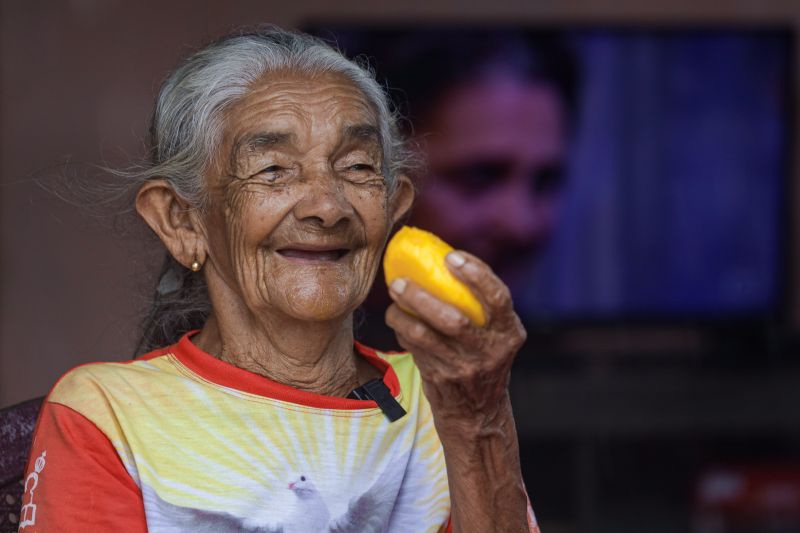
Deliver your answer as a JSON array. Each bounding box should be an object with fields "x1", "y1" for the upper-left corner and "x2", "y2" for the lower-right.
[{"x1": 383, "y1": 226, "x2": 486, "y2": 326}]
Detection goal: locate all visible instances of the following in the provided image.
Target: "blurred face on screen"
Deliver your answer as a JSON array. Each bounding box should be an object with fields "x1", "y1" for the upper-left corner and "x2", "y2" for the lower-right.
[{"x1": 411, "y1": 73, "x2": 568, "y2": 288}]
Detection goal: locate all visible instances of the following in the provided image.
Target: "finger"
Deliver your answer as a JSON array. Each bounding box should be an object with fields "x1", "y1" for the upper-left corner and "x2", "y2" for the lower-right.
[
  {"x1": 444, "y1": 250, "x2": 514, "y2": 321},
  {"x1": 385, "y1": 303, "x2": 460, "y2": 361},
  {"x1": 387, "y1": 277, "x2": 478, "y2": 340}
]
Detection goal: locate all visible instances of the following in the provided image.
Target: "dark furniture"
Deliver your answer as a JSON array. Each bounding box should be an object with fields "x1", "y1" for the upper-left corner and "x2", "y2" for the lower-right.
[{"x1": 0, "y1": 398, "x2": 44, "y2": 533}]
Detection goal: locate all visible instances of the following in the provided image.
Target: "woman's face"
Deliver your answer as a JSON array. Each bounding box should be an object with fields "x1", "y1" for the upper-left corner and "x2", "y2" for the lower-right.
[{"x1": 200, "y1": 71, "x2": 403, "y2": 323}]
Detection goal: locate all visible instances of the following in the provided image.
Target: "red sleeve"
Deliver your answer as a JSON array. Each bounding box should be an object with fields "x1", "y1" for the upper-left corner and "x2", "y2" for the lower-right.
[{"x1": 18, "y1": 401, "x2": 147, "y2": 532}]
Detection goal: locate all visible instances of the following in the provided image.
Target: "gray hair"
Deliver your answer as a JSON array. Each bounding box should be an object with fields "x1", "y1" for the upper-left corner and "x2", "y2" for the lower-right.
[
  {"x1": 144, "y1": 25, "x2": 409, "y2": 206},
  {"x1": 134, "y1": 26, "x2": 413, "y2": 355}
]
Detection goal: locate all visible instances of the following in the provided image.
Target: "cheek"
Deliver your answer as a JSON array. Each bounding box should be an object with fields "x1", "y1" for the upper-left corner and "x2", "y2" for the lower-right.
[
  {"x1": 223, "y1": 194, "x2": 256, "y2": 268},
  {"x1": 363, "y1": 210, "x2": 392, "y2": 246},
  {"x1": 350, "y1": 186, "x2": 392, "y2": 245},
  {"x1": 222, "y1": 186, "x2": 288, "y2": 289},
  {"x1": 225, "y1": 186, "x2": 279, "y2": 242}
]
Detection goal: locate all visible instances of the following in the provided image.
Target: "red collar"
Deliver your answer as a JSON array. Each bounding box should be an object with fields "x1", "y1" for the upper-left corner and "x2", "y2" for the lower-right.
[{"x1": 168, "y1": 331, "x2": 401, "y2": 410}]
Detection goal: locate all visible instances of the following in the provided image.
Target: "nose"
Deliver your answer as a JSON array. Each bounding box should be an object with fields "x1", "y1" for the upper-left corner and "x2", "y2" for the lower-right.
[{"x1": 293, "y1": 170, "x2": 355, "y2": 228}]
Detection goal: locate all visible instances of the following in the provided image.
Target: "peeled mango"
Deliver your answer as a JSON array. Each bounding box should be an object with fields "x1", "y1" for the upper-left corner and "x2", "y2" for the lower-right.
[{"x1": 383, "y1": 226, "x2": 486, "y2": 326}]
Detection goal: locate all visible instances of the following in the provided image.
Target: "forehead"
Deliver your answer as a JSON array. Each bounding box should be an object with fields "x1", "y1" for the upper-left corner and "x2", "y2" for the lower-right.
[{"x1": 223, "y1": 71, "x2": 378, "y2": 146}]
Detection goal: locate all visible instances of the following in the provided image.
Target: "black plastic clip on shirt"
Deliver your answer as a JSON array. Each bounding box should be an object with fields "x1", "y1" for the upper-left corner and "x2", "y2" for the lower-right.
[{"x1": 347, "y1": 378, "x2": 406, "y2": 422}]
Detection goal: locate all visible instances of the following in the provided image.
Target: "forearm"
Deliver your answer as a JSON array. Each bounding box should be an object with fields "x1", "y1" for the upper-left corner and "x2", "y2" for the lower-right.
[
  {"x1": 435, "y1": 393, "x2": 529, "y2": 533},
  {"x1": 385, "y1": 250, "x2": 535, "y2": 531}
]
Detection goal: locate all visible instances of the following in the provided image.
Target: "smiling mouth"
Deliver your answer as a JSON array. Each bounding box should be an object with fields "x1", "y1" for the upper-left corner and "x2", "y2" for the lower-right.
[{"x1": 277, "y1": 247, "x2": 350, "y2": 262}]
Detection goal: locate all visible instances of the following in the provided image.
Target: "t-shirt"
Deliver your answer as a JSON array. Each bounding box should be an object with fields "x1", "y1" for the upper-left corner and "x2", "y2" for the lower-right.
[{"x1": 18, "y1": 332, "x2": 539, "y2": 532}]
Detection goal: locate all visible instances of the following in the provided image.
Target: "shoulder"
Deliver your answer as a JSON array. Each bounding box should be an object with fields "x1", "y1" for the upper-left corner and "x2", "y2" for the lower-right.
[{"x1": 47, "y1": 344, "x2": 176, "y2": 419}]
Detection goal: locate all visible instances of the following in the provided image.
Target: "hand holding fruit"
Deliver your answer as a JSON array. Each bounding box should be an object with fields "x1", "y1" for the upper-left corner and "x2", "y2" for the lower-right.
[
  {"x1": 383, "y1": 226, "x2": 527, "y2": 428},
  {"x1": 384, "y1": 226, "x2": 486, "y2": 326}
]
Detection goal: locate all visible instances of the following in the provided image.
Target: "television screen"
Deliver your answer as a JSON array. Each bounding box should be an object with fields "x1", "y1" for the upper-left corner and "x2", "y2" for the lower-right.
[{"x1": 310, "y1": 26, "x2": 792, "y2": 323}]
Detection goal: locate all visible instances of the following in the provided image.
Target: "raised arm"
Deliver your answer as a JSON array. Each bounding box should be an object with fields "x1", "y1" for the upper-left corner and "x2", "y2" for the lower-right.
[{"x1": 386, "y1": 250, "x2": 537, "y2": 533}]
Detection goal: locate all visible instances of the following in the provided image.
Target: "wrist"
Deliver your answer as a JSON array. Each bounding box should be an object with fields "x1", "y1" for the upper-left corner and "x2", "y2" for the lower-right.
[
  {"x1": 430, "y1": 389, "x2": 514, "y2": 434},
  {"x1": 433, "y1": 396, "x2": 518, "y2": 450}
]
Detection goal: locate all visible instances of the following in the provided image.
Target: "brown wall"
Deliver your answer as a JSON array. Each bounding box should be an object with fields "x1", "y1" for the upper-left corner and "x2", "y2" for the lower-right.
[{"x1": 2, "y1": 0, "x2": 800, "y2": 407}]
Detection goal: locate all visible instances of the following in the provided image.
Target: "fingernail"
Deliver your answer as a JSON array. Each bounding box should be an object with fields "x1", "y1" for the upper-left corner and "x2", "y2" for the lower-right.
[
  {"x1": 446, "y1": 251, "x2": 466, "y2": 268},
  {"x1": 390, "y1": 278, "x2": 407, "y2": 294}
]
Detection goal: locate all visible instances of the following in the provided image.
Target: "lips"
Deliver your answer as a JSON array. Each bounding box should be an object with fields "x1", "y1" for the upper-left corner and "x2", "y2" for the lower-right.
[{"x1": 276, "y1": 245, "x2": 350, "y2": 262}]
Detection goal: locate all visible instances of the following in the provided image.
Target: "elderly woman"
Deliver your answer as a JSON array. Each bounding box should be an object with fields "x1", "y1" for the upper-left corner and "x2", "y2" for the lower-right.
[{"x1": 20, "y1": 28, "x2": 537, "y2": 532}]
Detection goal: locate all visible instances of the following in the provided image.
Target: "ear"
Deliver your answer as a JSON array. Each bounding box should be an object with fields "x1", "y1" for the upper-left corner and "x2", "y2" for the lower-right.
[
  {"x1": 135, "y1": 180, "x2": 206, "y2": 269},
  {"x1": 388, "y1": 174, "x2": 415, "y2": 229}
]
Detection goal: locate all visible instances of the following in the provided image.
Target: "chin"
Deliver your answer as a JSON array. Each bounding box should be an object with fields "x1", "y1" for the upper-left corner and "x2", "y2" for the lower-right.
[{"x1": 282, "y1": 282, "x2": 359, "y2": 322}]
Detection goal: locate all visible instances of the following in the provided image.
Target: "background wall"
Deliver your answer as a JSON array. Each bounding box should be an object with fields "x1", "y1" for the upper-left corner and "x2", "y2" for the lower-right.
[
  {"x1": 3, "y1": 0, "x2": 799, "y2": 410},
  {"x1": 3, "y1": 1, "x2": 800, "y2": 532}
]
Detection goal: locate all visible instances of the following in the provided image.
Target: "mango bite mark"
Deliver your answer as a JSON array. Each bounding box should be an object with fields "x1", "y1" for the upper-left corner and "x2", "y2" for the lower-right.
[{"x1": 383, "y1": 226, "x2": 486, "y2": 326}]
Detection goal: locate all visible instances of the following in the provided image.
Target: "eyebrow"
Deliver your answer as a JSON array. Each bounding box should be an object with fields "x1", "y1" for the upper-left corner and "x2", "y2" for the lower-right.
[
  {"x1": 230, "y1": 131, "x2": 296, "y2": 172},
  {"x1": 229, "y1": 125, "x2": 381, "y2": 174},
  {"x1": 343, "y1": 123, "x2": 380, "y2": 144}
]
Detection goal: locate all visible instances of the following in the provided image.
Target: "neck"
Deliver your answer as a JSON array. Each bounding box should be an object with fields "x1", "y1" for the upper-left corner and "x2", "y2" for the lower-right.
[{"x1": 193, "y1": 306, "x2": 362, "y2": 399}]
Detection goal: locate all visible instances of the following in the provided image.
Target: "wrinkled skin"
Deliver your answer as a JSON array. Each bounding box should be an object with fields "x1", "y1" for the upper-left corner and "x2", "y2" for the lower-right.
[
  {"x1": 136, "y1": 70, "x2": 529, "y2": 532},
  {"x1": 387, "y1": 251, "x2": 529, "y2": 533},
  {"x1": 387, "y1": 252, "x2": 526, "y2": 423},
  {"x1": 203, "y1": 74, "x2": 392, "y2": 325},
  {"x1": 137, "y1": 71, "x2": 410, "y2": 395}
]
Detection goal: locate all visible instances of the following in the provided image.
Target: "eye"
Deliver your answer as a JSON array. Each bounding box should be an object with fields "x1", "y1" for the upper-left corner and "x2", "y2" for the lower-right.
[
  {"x1": 251, "y1": 164, "x2": 287, "y2": 183},
  {"x1": 336, "y1": 156, "x2": 384, "y2": 187},
  {"x1": 300, "y1": 476, "x2": 306, "y2": 481},
  {"x1": 260, "y1": 165, "x2": 283, "y2": 175},
  {"x1": 348, "y1": 163, "x2": 376, "y2": 172}
]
